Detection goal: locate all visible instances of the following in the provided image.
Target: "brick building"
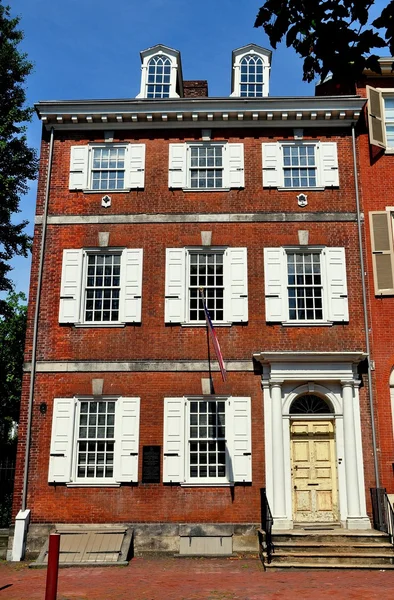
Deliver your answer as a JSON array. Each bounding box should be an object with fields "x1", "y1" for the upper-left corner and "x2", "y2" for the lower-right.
[{"x1": 11, "y1": 44, "x2": 377, "y2": 560}]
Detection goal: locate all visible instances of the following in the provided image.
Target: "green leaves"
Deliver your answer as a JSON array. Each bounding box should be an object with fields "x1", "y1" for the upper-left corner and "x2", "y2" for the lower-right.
[{"x1": 254, "y1": 1, "x2": 393, "y2": 83}]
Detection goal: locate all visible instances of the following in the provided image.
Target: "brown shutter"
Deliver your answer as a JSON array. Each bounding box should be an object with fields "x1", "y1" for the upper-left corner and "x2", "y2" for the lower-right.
[
  {"x1": 369, "y1": 211, "x2": 394, "y2": 295},
  {"x1": 367, "y1": 86, "x2": 386, "y2": 149}
]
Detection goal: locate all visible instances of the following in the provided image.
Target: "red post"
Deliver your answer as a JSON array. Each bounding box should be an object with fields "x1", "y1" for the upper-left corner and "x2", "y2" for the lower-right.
[{"x1": 45, "y1": 533, "x2": 60, "y2": 600}]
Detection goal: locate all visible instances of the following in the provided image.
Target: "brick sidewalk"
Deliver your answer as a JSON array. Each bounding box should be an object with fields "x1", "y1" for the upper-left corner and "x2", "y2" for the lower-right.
[{"x1": 0, "y1": 556, "x2": 393, "y2": 600}]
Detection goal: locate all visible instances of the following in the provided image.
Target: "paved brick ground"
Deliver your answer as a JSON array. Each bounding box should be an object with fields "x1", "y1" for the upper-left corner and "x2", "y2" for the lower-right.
[{"x1": 0, "y1": 556, "x2": 393, "y2": 600}]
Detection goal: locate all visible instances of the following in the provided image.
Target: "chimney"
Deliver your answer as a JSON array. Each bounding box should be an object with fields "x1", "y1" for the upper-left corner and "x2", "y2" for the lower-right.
[{"x1": 183, "y1": 80, "x2": 208, "y2": 98}]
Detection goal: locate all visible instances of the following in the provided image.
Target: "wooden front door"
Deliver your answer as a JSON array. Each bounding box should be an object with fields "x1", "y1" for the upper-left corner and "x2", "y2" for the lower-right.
[{"x1": 291, "y1": 420, "x2": 338, "y2": 523}]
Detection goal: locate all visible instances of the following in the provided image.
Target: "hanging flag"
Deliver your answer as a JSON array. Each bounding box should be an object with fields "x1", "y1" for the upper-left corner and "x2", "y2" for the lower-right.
[{"x1": 199, "y1": 289, "x2": 227, "y2": 382}]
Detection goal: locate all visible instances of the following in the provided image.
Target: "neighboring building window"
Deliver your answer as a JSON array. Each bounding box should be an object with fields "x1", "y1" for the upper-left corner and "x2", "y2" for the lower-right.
[
  {"x1": 147, "y1": 55, "x2": 171, "y2": 98},
  {"x1": 77, "y1": 400, "x2": 115, "y2": 479},
  {"x1": 165, "y1": 247, "x2": 248, "y2": 325},
  {"x1": 59, "y1": 248, "x2": 143, "y2": 326},
  {"x1": 163, "y1": 396, "x2": 252, "y2": 485},
  {"x1": 69, "y1": 144, "x2": 145, "y2": 191},
  {"x1": 366, "y1": 86, "x2": 394, "y2": 151},
  {"x1": 262, "y1": 142, "x2": 339, "y2": 189},
  {"x1": 264, "y1": 247, "x2": 349, "y2": 324},
  {"x1": 369, "y1": 211, "x2": 394, "y2": 295},
  {"x1": 85, "y1": 253, "x2": 121, "y2": 323},
  {"x1": 287, "y1": 252, "x2": 323, "y2": 321},
  {"x1": 48, "y1": 397, "x2": 140, "y2": 485},
  {"x1": 168, "y1": 143, "x2": 244, "y2": 189},
  {"x1": 91, "y1": 147, "x2": 125, "y2": 190},
  {"x1": 383, "y1": 96, "x2": 394, "y2": 149},
  {"x1": 188, "y1": 251, "x2": 224, "y2": 322},
  {"x1": 240, "y1": 55, "x2": 264, "y2": 97}
]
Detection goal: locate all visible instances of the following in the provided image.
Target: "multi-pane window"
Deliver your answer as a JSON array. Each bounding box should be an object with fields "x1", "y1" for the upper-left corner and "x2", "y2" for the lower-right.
[
  {"x1": 189, "y1": 400, "x2": 226, "y2": 480},
  {"x1": 77, "y1": 400, "x2": 115, "y2": 479},
  {"x1": 85, "y1": 254, "x2": 121, "y2": 323},
  {"x1": 147, "y1": 55, "x2": 171, "y2": 98},
  {"x1": 188, "y1": 252, "x2": 224, "y2": 322},
  {"x1": 283, "y1": 145, "x2": 317, "y2": 188},
  {"x1": 91, "y1": 147, "x2": 125, "y2": 190},
  {"x1": 190, "y1": 145, "x2": 223, "y2": 189},
  {"x1": 384, "y1": 97, "x2": 394, "y2": 148},
  {"x1": 240, "y1": 55, "x2": 264, "y2": 97},
  {"x1": 287, "y1": 252, "x2": 323, "y2": 321}
]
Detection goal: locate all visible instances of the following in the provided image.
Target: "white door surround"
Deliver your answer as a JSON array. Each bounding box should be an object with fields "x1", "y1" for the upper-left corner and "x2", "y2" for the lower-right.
[{"x1": 253, "y1": 352, "x2": 371, "y2": 531}]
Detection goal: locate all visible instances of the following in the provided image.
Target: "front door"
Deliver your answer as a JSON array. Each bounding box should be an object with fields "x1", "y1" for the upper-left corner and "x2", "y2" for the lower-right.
[{"x1": 291, "y1": 420, "x2": 338, "y2": 523}]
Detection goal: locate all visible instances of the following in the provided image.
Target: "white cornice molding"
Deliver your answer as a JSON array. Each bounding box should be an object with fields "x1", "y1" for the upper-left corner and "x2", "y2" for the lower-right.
[
  {"x1": 254, "y1": 351, "x2": 367, "y2": 364},
  {"x1": 35, "y1": 96, "x2": 366, "y2": 130}
]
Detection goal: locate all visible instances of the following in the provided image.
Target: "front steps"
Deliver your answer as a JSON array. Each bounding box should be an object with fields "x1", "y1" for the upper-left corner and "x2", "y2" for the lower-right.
[{"x1": 259, "y1": 529, "x2": 394, "y2": 570}]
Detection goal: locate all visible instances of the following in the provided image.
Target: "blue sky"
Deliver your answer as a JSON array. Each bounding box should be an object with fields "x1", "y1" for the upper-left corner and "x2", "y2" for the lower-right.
[{"x1": 8, "y1": 0, "x2": 388, "y2": 298}]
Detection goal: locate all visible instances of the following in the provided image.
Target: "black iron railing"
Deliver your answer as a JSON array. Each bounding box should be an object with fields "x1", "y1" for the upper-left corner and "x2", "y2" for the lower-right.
[
  {"x1": 260, "y1": 487, "x2": 274, "y2": 563},
  {"x1": 371, "y1": 487, "x2": 394, "y2": 546}
]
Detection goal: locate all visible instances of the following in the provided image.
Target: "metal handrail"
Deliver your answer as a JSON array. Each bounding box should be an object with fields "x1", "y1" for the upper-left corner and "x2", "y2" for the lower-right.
[
  {"x1": 371, "y1": 487, "x2": 394, "y2": 546},
  {"x1": 260, "y1": 488, "x2": 274, "y2": 563}
]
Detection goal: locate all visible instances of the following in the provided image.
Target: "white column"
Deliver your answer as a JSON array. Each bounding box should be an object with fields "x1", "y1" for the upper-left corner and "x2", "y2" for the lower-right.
[
  {"x1": 271, "y1": 381, "x2": 286, "y2": 519},
  {"x1": 342, "y1": 381, "x2": 361, "y2": 518}
]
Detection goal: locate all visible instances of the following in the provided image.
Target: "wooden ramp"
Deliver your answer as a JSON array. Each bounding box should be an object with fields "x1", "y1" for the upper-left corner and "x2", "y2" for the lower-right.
[{"x1": 32, "y1": 524, "x2": 133, "y2": 567}]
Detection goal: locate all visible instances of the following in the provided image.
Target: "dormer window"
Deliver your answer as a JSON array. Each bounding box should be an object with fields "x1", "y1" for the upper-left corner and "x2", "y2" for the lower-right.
[
  {"x1": 137, "y1": 44, "x2": 183, "y2": 99},
  {"x1": 231, "y1": 44, "x2": 271, "y2": 98}
]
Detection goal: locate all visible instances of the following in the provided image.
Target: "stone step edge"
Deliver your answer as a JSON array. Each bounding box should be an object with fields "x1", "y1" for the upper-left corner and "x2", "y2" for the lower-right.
[
  {"x1": 273, "y1": 542, "x2": 394, "y2": 548},
  {"x1": 264, "y1": 562, "x2": 394, "y2": 570},
  {"x1": 264, "y1": 551, "x2": 394, "y2": 558}
]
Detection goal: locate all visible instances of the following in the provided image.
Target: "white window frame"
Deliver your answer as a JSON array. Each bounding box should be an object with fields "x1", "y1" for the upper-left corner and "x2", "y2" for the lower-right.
[
  {"x1": 59, "y1": 248, "x2": 143, "y2": 327},
  {"x1": 264, "y1": 246, "x2": 349, "y2": 326},
  {"x1": 187, "y1": 249, "x2": 226, "y2": 324},
  {"x1": 136, "y1": 46, "x2": 180, "y2": 100},
  {"x1": 168, "y1": 142, "x2": 245, "y2": 190},
  {"x1": 69, "y1": 143, "x2": 145, "y2": 192},
  {"x1": 262, "y1": 141, "x2": 339, "y2": 190},
  {"x1": 164, "y1": 247, "x2": 248, "y2": 325},
  {"x1": 163, "y1": 396, "x2": 252, "y2": 487},
  {"x1": 48, "y1": 396, "x2": 140, "y2": 487},
  {"x1": 231, "y1": 45, "x2": 271, "y2": 97}
]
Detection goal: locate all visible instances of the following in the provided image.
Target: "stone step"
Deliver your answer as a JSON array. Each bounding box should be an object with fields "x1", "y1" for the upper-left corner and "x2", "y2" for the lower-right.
[
  {"x1": 271, "y1": 532, "x2": 389, "y2": 545},
  {"x1": 268, "y1": 551, "x2": 394, "y2": 565},
  {"x1": 264, "y1": 560, "x2": 394, "y2": 570},
  {"x1": 273, "y1": 541, "x2": 394, "y2": 554}
]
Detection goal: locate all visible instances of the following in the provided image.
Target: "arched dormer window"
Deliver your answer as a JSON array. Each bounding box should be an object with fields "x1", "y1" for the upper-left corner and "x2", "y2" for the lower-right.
[
  {"x1": 231, "y1": 44, "x2": 271, "y2": 98},
  {"x1": 147, "y1": 55, "x2": 171, "y2": 98},
  {"x1": 136, "y1": 45, "x2": 183, "y2": 99},
  {"x1": 240, "y1": 55, "x2": 264, "y2": 97}
]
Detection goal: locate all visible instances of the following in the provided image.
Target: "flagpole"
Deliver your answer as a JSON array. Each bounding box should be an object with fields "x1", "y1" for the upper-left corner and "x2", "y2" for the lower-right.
[{"x1": 199, "y1": 288, "x2": 215, "y2": 394}]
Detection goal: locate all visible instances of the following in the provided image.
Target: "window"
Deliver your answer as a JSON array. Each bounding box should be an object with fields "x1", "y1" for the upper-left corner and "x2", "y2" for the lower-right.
[
  {"x1": 48, "y1": 397, "x2": 140, "y2": 485},
  {"x1": 264, "y1": 247, "x2": 349, "y2": 324},
  {"x1": 69, "y1": 143, "x2": 145, "y2": 191},
  {"x1": 168, "y1": 143, "x2": 244, "y2": 190},
  {"x1": 146, "y1": 55, "x2": 171, "y2": 98},
  {"x1": 59, "y1": 248, "x2": 143, "y2": 326},
  {"x1": 239, "y1": 55, "x2": 264, "y2": 98},
  {"x1": 231, "y1": 44, "x2": 271, "y2": 97},
  {"x1": 366, "y1": 85, "x2": 394, "y2": 151},
  {"x1": 262, "y1": 142, "x2": 339, "y2": 189},
  {"x1": 163, "y1": 396, "x2": 251, "y2": 485},
  {"x1": 369, "y1": 211, "x2": 394, "y2": 295},
  {"x1": 136, "y1": 45, "x2": 181, "y2": 100},
  {"x1": 165, "y1": 247, "x2": 248, "y2": 324}
]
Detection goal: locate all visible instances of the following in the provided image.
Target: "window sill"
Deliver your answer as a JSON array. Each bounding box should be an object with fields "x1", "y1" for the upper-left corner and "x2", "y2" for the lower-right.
[
  {"x1": 80, "y1": 188, "x2": 133, "y2": 194},
  {"x1": 181, "y1": 322, "x2": 232, "y2": 328},
  {"x1": 180, "y1": 482, "x2": 234, "y2": 487},
  {"x1": 74, "y1": 323, "x2": 126, "y2": 328},
  {"x1": 277, "y1": 187, "x2": 325, "y2": 192},
  {"x1": 66, "y1": 482, "x2": 121, "y2": 487},
  {"x1": 182, "y1": 188, "x2": 231, "y2": 193},
  {"x1": 281, "y1": 321, "x2": 334, "y2": 327}
]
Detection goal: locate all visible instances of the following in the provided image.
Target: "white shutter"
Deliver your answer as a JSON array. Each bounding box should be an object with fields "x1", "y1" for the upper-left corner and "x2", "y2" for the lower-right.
[
  {"x1": 59, "y1": 249, "x2": 83, "y2": 324},
  {"x1": 228, "y1": 397, "x2": 252, "y2": 483},
  {"x1": 367, "y1": 86, "x2": 386, "y2": 149},
  {"x1": 168, "y1": 144, "x2": 187, "y2": 188},
  {"x1": 369, "y1": 211, "x2": 394, "y2": 295},
  {"x1": 48, "y1": 398, "x2": 75, "y2": 483},
  {"x1": 264, "y1": 248, "x2": 286, "y2": 322},
  {"x1": 120, "y1": 249, "x2": 143, "y2": 323},
  {"x1": 165, "y1": 248, "x2": 186, "y2": 323},
  {"x1": 69, "y1": 146, "x2": 89, "y2": 190},
  {"x1": 163, "y1": 397, "x2": 185, "y2": 483},
  {"x1": 262, "y1": 143, "x2": 281, "y2": 187},
  {"x1": 320, "y1": 143, "x2": 339, "y2": 187},
  {"x1": 114, "y1": 397, "x2": 140, "y2": 483},
  {"x1": 127, "y1": 144, "x2": 145, "y2": 189},
  {"x1": 324, "y1": 247, "x2": 349, "y2": 322},
  {"x1": 227, "y1": 143, "x2": 245, "y2": 188},
  {"x1": 225, "y1": 248, "x2": 248, "y2": 322}
]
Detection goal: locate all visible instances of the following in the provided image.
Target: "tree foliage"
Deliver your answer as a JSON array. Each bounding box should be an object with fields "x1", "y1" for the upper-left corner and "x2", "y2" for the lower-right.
[
  {"x1": 0, "y1": 2, "x2": 37, "y2": 316},
  {"x1": 0, "y1": 292, "x2": 27, "y2": 443},
  {"x1": 254, "y1": 1, "x2": 394, "y2": 83}
]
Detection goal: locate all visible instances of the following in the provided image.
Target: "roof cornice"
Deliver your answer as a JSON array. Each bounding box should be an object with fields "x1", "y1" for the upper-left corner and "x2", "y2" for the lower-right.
[{"x1": 35, "y1": 96, "x2": 365, "y2": 131}]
